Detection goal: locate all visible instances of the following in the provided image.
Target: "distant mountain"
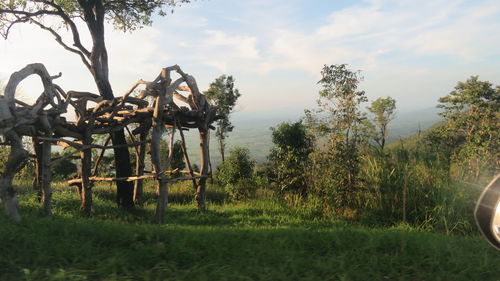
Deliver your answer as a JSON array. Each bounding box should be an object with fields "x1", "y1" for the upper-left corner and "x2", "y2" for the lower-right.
[
  {"x1": 182, "y1": 106, "x2": 443, "y2": 167},
  {"x1": 182, "y1": 111, "x2": 288, "y2": 166},
  {"x1": 387, "y1": 106, "x2": 443, "y2": 142}
]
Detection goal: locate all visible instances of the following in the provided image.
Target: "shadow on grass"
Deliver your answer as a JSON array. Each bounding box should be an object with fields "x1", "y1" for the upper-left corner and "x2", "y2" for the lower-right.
[
  {"x1": 18, "y1": 186, "x2": 326, "y2": 228},
  {"x1": 93, "y1": 185, "x2": 227, "y2": 206}
]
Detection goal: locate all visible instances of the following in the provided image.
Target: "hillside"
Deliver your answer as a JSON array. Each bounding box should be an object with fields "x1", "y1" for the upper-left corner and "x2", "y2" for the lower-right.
[
  {"x1": 1, "y1": 182, "x2": 498, "y2": 280},
  {"x1": 182, "y1": 107, "x2": 443, "y2": 166}
]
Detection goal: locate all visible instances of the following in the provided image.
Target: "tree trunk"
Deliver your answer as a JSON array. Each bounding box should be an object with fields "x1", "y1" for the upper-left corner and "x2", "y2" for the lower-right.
[
  {"x1": 89, "y1": 73, "x2": 134, "y2": 209},
  {"x1": 91, "y1": 74, "x2": 134, "y2": 209},
  {"x1": 112, "y1": 130, "x2": 134, "y2": 208},
  {"x1": 219, "y1": 136, "x2": 225, "y2": 162},
  {"x1": 82, "y1": 2, "x2": 135, "y2": 210},
  {"x1": 380, "y1": 123, "x2": 387, "y2": 152}
]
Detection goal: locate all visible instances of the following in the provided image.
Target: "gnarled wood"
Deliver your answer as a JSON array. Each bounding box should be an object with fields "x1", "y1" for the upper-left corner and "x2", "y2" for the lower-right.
[{"x1": 1, "y1": 63, "x2": 216, "y2": 223}]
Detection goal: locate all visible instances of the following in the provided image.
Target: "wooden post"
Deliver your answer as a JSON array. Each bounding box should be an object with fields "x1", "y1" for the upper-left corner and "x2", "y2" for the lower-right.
[
  {"x1": 80, "y1": 131, "x2": 93, "y2": 216},
  {"x1": 41, "y1": 131, "x2": 53, "y2": 216},
  {"x1": 178, "y1": 125, "x2": 197, "y2": 190},
  {"x1": 152, "y1": 125, "x2": 166, "y2": 223},
  {"x1": 196, "y1": 128, "x2": 210, "y2": 212},
  {"x1": 134, "y1": 130, "x2": 147, "y2": 205},
  {"x1": 152, "y1": 91, "x2": 167, "y2": 223},
  {"x1": 164, "y1": 122, "x2": 177, "y2": 174},
  {"x1": 32, "y1": 137, "x2": 43, "y2": 201},
  {"x1": 0, "y1": 131, "x2": 27, "y2": 222}
]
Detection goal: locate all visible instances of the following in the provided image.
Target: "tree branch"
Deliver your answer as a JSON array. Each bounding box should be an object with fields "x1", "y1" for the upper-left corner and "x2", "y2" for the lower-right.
[
  {"x1": 1, "y1": 2, "x2": 91, "y2": 57},
  {"x1": 37, "y1": 0, "x2": 91, "y2": 56},
  {"x1": 29, "y1": 19, "x2": 91, "y2": 70}
]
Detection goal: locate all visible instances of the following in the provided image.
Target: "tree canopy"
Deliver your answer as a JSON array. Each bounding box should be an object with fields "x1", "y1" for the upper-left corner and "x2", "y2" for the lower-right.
[
  {"x1": 0, "y1": 0, "x2": 189, "y2": 83},
  {"x1": 367, "y1": 96, "x2": 396, "y2": 151},
  {"x1": 0, "y1": 0, "x2": 189, "y2": 35},
  {"x1": 438, "y1": 76, "x2": 499, "y2": 180}
]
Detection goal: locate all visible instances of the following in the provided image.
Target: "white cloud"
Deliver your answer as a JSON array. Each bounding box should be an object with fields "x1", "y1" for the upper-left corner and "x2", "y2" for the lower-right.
[
  {"x1": 2, "y1": 0, "x2": 500, "y2": 113},
  {"x1": 204, "y1": 30, "x2": 260, "y2": 60},
  {"x1": 404, "y1": 2, "x2": 500, "y2": 60}
]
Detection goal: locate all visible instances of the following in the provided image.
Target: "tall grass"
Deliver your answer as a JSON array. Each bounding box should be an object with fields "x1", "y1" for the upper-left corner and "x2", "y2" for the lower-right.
[
  {"x1": 358, "y1": 144, "x2": 482, "y2": 235},
  {"x1": 1, "y1": 181, "x2": 498, "y2": 280}
]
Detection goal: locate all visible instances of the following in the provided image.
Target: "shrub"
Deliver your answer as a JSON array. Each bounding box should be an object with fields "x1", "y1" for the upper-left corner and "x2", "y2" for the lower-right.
[
  {"x1": 226, "y1": 178, "x2": 257, "y2": 201},
  {"x1": 215, "y1": 147, "x2": 254, "y2": 186},
  {"x1": 215, "y1": 147, "x2": 256, "y2": 200},
  {"x1": 268, "y1": 121, "x2": 313, "y2": 196}
]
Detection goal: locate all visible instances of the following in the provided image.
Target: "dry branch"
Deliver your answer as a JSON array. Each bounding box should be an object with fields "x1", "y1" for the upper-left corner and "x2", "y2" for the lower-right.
[{"x1": 1, "y1": 63, "x2": 216, "y2": 222}]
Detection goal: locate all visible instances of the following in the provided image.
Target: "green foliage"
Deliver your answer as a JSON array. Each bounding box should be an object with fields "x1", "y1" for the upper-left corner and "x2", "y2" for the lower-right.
[
  {"x1": 51, "y1": 151, "x2": 77, "y2": 180},
  {"x1": 309, "y1": 134, "x2": 365, "y2": 211},
  {"x1": 215, "y1": 147, "x2": 256, "y2": 200},
  {"x1": 191, "y1": 163, "x2": 200, "y2": 173},
  {"x1": 0, "y1": 139, "x2": 35, "y2": 181},
  {"x1": 0, "y1": 0, "x2": 191, "y2": 38},
  {"x1": 160, "y1": 139, "x2": 185, "y2": 177},
  {"x1": 0, "y1": 144, "x2": 9, "y2": 173},
  {"x1": 355, "y1": 123, "x2": 484, "y2": 234},
  {"x1": 367, "y1": 96, "x2": 396, "y2": 151},
  {"x1": 225, "y1": 178, "x2": 257, "y2": 201},
  {"x1": 204, "y1": 75, "x2": 241, "y2": 161},
  {"x1": 313, "y1": 64, "x2": 367, "y2": 135},
  {"x1": 437, "y1": 76, "x2": 499, "y2": 182},
  {"x1": 305, "y1": 64, "x2": 368, "y2": 210},
  {"x1": 92, "y1": 135, "x2": 114, "y2": 177},
  {"x1": 170, "y1": 140, "x2": 185, "y2": 174},
  {"x1": 269, "y1": 121, "x2": 313, "y2": 195}
]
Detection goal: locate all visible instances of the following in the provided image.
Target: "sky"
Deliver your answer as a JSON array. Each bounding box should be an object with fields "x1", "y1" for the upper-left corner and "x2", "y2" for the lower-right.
[{"x1": 1, "y1": 0, "x2": 499, "y2": 119}]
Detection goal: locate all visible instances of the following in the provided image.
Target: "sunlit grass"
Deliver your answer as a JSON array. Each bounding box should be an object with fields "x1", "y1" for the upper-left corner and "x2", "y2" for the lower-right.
[{"x1": 0, "y1": 181, "x2": 498, "y2": 280}]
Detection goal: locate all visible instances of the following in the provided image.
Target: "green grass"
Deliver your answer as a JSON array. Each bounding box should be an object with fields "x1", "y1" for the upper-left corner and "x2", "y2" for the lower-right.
[{"x1": 0, "y1": 182, "x2": 499, "y2": 280}]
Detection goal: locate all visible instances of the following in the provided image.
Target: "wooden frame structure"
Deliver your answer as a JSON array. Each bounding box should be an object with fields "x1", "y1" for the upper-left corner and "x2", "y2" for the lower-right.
[{"x1": 0, "y1": 63, "x2": 217, "y2": 223}]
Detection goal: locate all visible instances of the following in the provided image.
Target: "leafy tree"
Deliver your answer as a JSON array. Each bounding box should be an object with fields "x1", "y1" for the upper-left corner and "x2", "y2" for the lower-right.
[
  {"x1": 438, "y1": 76, "x2": 499, "y2": 182},
  {"x1": 204, "y1": 75, "x2": 241, "y2": 162},
  {"x1": 215, "y1": 146, "x2": 256, "y2": 200},
  {"x1": 269, "y1": 121, "x2": 313, "y2": 196},
  {"x1": 0, "y1": 0, "x2": 189, "y2": 208},
  {"x1": 305, "y1": 64, "x2": 368, "y2": 209},
  {"x1": 367, "y1": 97, "x2": 396, "y2": 151}
]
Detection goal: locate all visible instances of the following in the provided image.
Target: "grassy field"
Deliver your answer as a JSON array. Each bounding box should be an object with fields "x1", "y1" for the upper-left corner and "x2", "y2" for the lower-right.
[{"x1": 0, "y1": 182, "x2": 499, "y2": 281}]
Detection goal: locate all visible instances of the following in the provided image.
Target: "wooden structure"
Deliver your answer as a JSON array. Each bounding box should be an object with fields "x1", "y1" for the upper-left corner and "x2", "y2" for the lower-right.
[{"x1": 0, "y1": 63, "x2": 217, "y2": 223}]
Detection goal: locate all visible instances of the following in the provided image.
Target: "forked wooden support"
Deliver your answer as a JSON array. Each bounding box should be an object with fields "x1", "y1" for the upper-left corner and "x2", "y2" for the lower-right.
[{"x1": 0, "y1": 63, "x2": 217, "y2": 223}]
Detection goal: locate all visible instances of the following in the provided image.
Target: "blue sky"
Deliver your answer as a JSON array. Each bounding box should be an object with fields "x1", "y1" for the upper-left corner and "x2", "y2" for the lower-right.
[{"x1": 1, "y1": 0, "x2": 499, "y2": 118}]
